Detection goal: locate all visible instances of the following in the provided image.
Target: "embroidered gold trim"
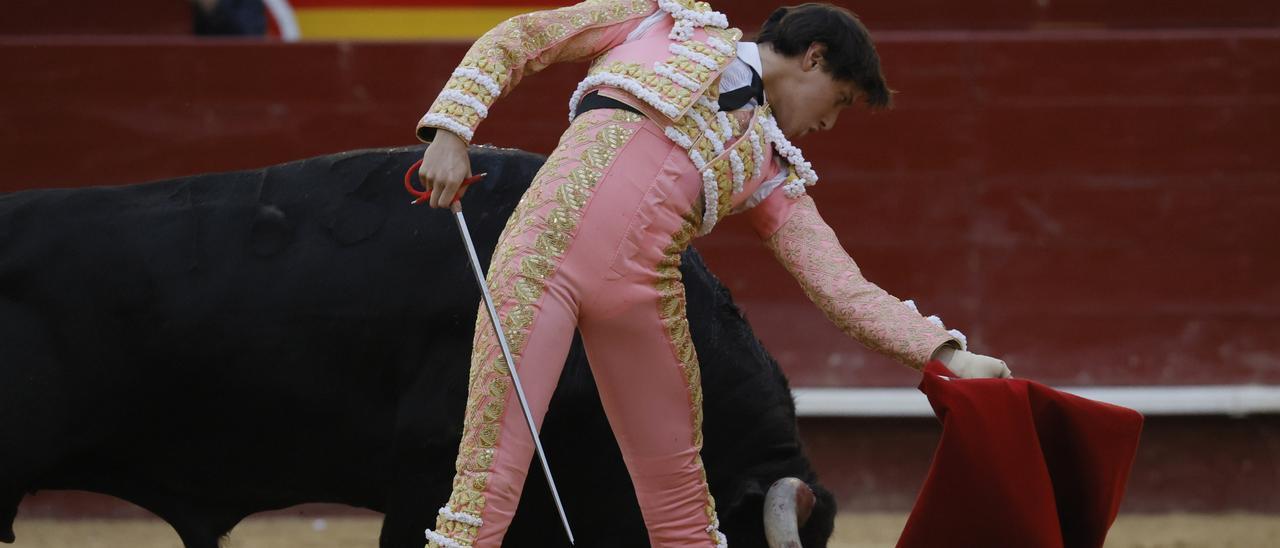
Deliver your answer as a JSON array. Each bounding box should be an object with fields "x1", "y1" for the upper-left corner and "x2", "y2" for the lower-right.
[{"x1": 653, "y1": 207, "x2": 723, "y2": 546}]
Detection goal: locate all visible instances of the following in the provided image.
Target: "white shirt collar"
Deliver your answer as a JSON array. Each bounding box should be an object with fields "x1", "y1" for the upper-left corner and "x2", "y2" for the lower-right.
[{"x1": 736, "y1": 41, "x2": 766, "y2": 103}]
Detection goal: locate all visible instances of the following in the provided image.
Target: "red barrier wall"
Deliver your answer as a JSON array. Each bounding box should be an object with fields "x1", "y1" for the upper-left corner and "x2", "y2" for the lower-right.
[
  {"x1": 4, "y1": 30, "x2": 1277, "y2": 387},
  {"x1": 2, "y1": 0, "x2": 191, "y2": 36},
  {"x1": 6, "y1": 0, "x2": 1280, "y2": 36}
]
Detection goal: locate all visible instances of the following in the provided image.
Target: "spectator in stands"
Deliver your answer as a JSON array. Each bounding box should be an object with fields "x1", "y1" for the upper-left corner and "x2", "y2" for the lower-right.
[{"x1": 192, "y1": 0, "x2": 266, "y2": 35}]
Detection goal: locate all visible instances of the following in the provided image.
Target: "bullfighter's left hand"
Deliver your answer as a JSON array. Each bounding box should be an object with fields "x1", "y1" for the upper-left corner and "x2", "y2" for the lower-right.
[{"x1": 932, "y1": 346, "x2": 1013, "y2": 379}]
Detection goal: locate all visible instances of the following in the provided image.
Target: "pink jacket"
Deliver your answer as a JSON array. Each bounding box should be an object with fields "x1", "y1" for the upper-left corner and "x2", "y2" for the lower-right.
[{"x1": 417, "y1": 0, "x2": 962, "y2": 368}]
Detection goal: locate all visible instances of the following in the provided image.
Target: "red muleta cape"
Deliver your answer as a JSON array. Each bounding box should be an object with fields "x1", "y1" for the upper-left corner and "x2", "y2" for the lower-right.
[{"x1": 897, "y1": 361, "x2": 1144, "y2": 548}]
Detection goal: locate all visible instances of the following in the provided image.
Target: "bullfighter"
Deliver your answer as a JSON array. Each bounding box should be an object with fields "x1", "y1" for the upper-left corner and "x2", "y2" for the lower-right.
[{"x1": 413, "y1": 1, "x2": 1013, "y2": 546}]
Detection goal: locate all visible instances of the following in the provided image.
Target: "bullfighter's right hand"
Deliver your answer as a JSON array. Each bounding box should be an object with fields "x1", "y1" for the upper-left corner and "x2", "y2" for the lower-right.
[
  {"x1": 419, "y1": 130, "x2": 472, "y2": 212},
  {"x1": 934, "y1": 346, "x2": 1013, "y2": 379}
]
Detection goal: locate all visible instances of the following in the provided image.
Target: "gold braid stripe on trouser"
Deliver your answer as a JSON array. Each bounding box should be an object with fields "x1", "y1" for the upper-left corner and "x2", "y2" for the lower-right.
[
  {"x1": 654, "y1": 203, "x2": 727, "y2": 546},
  {"x1": 428, "y1": 111, "x2": 643, "y2": 547}
]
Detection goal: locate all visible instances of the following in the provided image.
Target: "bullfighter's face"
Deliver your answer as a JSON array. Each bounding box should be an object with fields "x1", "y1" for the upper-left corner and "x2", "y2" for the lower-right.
[{"x1": 765, "y1": 43, "x2": 860, "y2": 141}]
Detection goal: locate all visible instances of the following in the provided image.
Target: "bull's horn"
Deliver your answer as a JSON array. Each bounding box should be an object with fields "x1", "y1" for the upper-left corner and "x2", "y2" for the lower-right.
[{"x1": 763, "y1": 477, "x2": 816, "y2": 548}]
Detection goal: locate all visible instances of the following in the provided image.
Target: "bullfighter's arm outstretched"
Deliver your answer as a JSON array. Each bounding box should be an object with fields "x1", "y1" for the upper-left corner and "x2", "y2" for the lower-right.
[{"x1": 747, "y1": 190, "x2": 1005, "y2": 374}]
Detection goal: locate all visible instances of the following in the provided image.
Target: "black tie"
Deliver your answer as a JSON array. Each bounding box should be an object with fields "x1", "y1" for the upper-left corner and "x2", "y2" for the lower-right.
[{"x1": 717, "y1": 65, "x2": 765, "y2": 112}]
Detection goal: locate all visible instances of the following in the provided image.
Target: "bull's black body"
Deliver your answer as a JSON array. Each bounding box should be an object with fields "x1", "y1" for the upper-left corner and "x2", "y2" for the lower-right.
[{"x1": 0, "y1": 146, "x2": 835, "y2": 547}]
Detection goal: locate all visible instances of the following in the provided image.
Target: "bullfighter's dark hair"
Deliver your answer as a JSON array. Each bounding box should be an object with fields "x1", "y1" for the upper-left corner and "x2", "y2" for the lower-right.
[{"x1": 754, "y1": 3, "x2": 893, "y2": 109}]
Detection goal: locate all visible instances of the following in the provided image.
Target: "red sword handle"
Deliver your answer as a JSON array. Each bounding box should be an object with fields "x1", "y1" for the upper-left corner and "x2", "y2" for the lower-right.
[{"x1": 404, "y1": 158, "x2": 486, "y2": 205}]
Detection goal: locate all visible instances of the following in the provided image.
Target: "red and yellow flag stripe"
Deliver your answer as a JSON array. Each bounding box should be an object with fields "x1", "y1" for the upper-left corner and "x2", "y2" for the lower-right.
[{"x1": 287, "y1": 0, "x2": 576, "y2": 40}]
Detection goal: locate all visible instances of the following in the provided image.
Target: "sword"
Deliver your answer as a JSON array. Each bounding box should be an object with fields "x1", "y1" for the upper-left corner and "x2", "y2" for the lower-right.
[{"x1": 405, "y1": 159, "x2": 576, "y2": 545}]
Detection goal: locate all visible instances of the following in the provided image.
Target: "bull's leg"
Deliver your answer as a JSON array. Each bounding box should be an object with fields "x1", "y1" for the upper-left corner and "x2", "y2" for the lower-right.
[
  {"x1": 379, "y1": 343, "x2": 471, "y2": 548},
  {"x1": 0, "y1": 300, "x2": 67, "y2": 544},
  {"x1": 113, "y1": 489, "x2": 243, "y2": 548},
  {"x1": 0, "y1": 489, "x2": 18, "y2": 543}
]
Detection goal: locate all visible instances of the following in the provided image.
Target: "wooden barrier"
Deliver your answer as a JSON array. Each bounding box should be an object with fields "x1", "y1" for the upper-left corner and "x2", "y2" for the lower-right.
[{"x1": 4, "y1": 0, "x2": 1279, "y2": 37}]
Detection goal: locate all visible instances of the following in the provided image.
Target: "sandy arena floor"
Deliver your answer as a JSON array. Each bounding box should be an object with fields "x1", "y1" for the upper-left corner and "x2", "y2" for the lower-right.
[{"x1": 9, "y1": 513, "x2": 1279, "y2": 547}]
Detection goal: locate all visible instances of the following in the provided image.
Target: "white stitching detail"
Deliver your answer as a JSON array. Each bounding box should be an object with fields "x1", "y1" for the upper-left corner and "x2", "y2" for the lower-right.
[
  {"x1": 419, "y1": 113, "x2": 475, "y2": 142},
  {"x1": 437, "y1": 89, "x2": 489, "y2": 119},
  {"x1": 451, "y1": 66, "x2": 501, "y2": 97},
  {"x1": 700, "y1": 168, "x2": 720, "y2": 233},
  {"x1": 424, "y1": 529, "x2": 470, "y2": 548},
  {"x1": 657, "y1": 0, "x2": 729, "y2": 30},
  {"x1": 653, "y1": 62, "x2": 701, "y2": 90},
  {"x1": 708, "y1": 36, "x2": 736, "y2": 56},
  {"x1": 664, "y1": 126, "x2": 694, "y2": 149},
  {"x1": 687, "y1": 109, "x2": 723, "y2": 154},
  {"x1": 437, "y1": 505, "x2": 483, "y2": 527},
  {"x1": 568, "y1": 73, "x2": 682, "y2": 121},
  {"x1": 730, "y1": 149, "x2": 745, "y2": 193},
  {"x1": 748, "y1": 126, "x2": 764, "y2": 179},
  {"x1": 670, "y1": 43, "x2": 721, "y2": 70},
  {"x1": 715, "y1": 111, "x2": 734, "y2": 141}
]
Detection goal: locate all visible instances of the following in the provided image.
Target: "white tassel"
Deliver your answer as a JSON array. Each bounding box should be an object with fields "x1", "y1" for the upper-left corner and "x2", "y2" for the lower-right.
[
  {"x1": 760, "y1": 113, "x2": 818, "y2": 197},
  {"x1": 902, "y1": 299, "x2": 919, "y2": 313}
]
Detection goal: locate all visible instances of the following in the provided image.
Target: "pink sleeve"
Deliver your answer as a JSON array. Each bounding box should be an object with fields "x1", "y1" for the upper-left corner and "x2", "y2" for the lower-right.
[
  {"x1": 744, "y1": 184, "x2": 800, "y2": 239},
  {"x1": 416, "y1": 0, "x2": 658, "y2": 143},
  {"x1": 763, "y1": 195, "x2": 960, "y2": 369}
]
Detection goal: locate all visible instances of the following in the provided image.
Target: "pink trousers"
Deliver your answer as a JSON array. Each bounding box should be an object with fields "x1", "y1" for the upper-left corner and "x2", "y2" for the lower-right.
[{"x1": 425, "y1": 109, "x2": 726, "y2": 548}]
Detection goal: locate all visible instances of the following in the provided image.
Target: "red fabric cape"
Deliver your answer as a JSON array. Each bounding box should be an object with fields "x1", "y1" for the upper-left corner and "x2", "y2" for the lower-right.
[{"x1": 896, "y1": 361, "x2": 1144, "y2": 548}]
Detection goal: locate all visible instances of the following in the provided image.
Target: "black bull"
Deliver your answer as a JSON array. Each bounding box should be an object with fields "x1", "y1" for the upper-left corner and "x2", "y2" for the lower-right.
[{"x1": 0, "y1": 146, "x2": 836, "y2": 547}]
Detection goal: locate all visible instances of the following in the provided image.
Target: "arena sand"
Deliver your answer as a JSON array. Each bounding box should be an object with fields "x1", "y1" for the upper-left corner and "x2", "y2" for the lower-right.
[{"x1": 9, "y1": 513, "x2": 1279, "y2": 547}]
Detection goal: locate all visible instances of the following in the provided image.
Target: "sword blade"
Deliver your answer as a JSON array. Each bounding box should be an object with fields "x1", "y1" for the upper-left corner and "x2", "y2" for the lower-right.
[{"x1": 452, "y1": 210, "x2": 576, "y2": 546}]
